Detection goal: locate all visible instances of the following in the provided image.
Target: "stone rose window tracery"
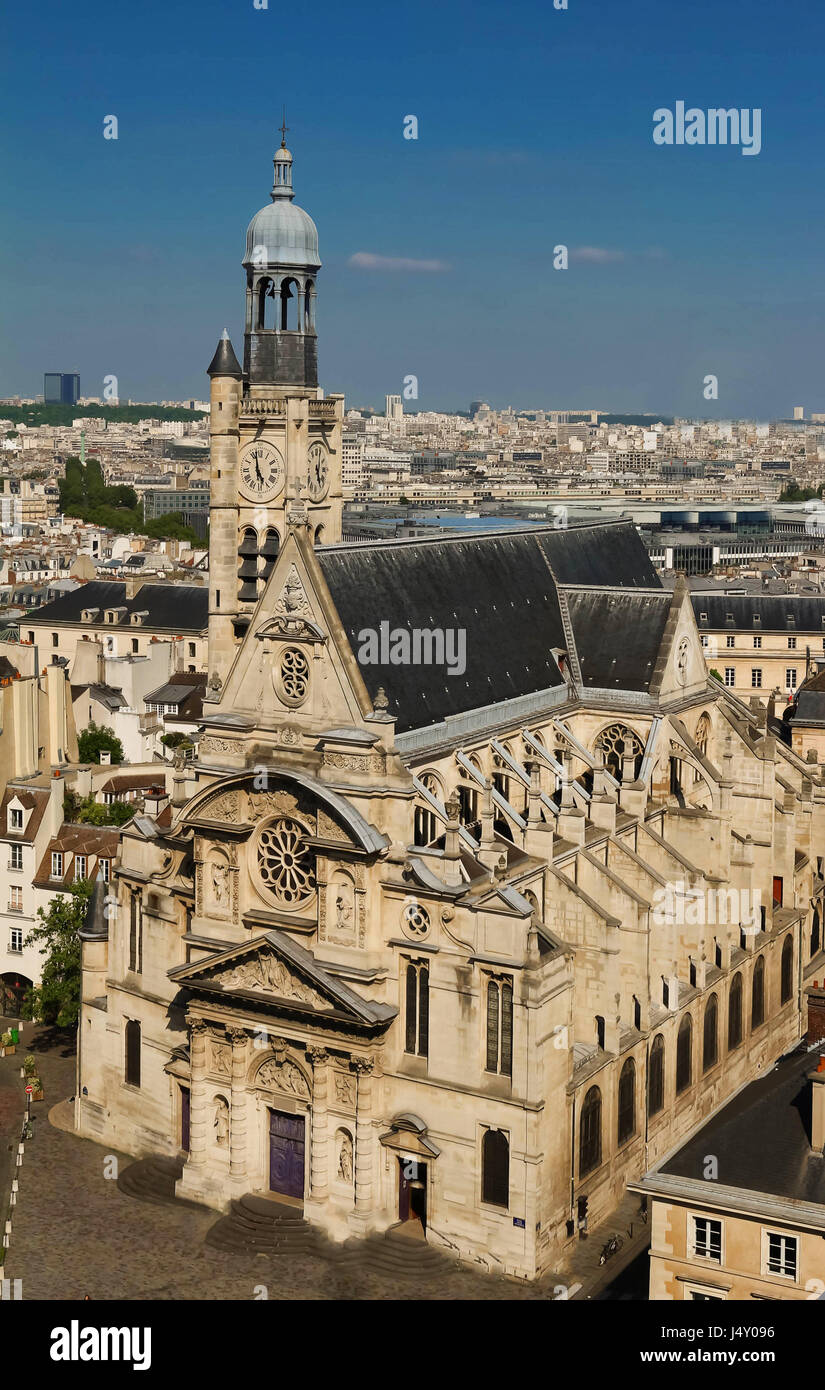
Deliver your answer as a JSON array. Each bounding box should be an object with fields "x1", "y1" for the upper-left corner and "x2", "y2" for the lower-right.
[
  {"x1": 257, "y1": 816, "x2": 316, "y2": 908},
  {"x1": 279, "y1": 646, "x2": 310, "y2": 706}
]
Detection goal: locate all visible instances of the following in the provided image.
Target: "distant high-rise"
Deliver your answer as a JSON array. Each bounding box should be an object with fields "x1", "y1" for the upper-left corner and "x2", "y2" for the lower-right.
[
  {"x1": 44, "y1": 372, "x2": 80, "y2": 406},
  {"x1": 793, "y1": 405, "x2": 805, "y2": 421},
  {"x1": 385, "y1": 394, "x2": 402, "y2": 421}
]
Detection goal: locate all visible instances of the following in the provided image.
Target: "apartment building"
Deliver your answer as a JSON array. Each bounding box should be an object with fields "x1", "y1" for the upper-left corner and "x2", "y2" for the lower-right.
[
  {"x1": 631, "y1": 1044, "x2": 825, "y2": 1300},
  {"x1": 692, "y1": 594, "x2": 825, "y2": 702},
  {"x1": 23, "y1": 580, "x2": 208, "y2": 668}
]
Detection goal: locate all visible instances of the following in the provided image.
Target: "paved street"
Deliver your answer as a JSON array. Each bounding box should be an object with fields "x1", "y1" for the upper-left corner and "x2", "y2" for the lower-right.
[{"x1": 0, "y1": 1023, "x2": 646, "y2": 1301}]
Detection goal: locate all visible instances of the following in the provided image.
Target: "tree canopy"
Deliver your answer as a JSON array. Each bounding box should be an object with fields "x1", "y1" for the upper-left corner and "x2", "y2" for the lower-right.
[
  {"x1": 77, "y1": 721, "x2": 124, "y2": 765},
  {"x1": 22, "y1": 881, "x2": 92, "y2": 1027}
]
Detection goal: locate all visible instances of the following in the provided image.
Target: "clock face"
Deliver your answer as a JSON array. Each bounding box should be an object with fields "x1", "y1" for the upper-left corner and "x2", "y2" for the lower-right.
[
  {"x1": 240, "y1": 440, "x2": 285, "y2": 502},
  {"x1": 306, "y1": 441, "x2": 330, "y2": 502}
]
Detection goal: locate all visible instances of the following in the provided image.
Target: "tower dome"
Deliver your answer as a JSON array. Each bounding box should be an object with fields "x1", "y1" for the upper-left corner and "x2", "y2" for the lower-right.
[
  {"x1": 242, "y1": 129, "x2": 321, "y2": 392},
  {"x1": 242, "y1": 139, "x2": 320, "y2": 270}
]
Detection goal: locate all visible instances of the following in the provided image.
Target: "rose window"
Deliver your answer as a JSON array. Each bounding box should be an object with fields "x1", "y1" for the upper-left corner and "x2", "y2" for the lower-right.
[
  {"x1": 257, "y1": 817, "x2": 315, "y2": 907},
  {"x1": 402, "y1": 900, "x2": 430, "y2": 939},
  {"x1": 280, "y1": 647, "x2": 309, "y2": 704}
]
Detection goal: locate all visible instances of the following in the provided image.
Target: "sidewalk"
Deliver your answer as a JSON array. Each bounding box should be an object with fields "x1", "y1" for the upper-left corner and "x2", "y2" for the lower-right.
[{"x1": 560, "y1": 1189, "x2": 651, "y2": 1299}]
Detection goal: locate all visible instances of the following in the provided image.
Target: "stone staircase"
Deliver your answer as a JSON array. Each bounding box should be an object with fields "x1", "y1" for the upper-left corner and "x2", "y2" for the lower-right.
[
  {"x1": 117, "y1": 1154, "x2": 189, "y2": 1207},
  {"x1": 205, "y1": 1194, "x2": 324, "y2": 1258},
  {"x1": 326, "y1": 1224, "x2": 459, "y2": 1282}
]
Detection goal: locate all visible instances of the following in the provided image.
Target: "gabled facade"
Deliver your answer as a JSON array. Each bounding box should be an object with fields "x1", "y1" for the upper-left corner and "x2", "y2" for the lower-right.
[{"x1": 74, "y1": 142, "x2": 820, "y2": 1281}]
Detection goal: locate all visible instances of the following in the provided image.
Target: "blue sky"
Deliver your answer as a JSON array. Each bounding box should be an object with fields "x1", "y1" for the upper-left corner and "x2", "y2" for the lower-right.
[{"x1": 3, "y1": 0, "x2": 825, "y2": 415}]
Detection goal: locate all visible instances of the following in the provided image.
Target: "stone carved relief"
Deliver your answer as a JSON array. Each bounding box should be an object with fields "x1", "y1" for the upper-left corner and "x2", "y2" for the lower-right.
[
  {"x1": 317, "y1": 809, "x2": 352, "y2": 844},
  {"x1": 323, "y1": 751, "x2": 385, "y2": 775},
  {"x1": 256, "y1": 1057, "x2": 310, "y2": 1099},
  {"x1": 219, "y1": 950, "x2": 328, "y2": 1009},
  {"x1": 210, "y1": 1044, "x2": 231, "y2": 1077},
  {"x1": 247, "y1": 788, "x2": 303, "y2": 821},
  {"x1": 201, "y1": 790, "x2": 240, "y2": 824},
  {"x1": 334, "y1": 1072, "x2": 355, "y2": 1108},
  {"x1": 199, "y1": 737, "x2": 245, "y2": 757},
  {"x1": 275, "y1": 566, "x2": 312, "y2": 618}
]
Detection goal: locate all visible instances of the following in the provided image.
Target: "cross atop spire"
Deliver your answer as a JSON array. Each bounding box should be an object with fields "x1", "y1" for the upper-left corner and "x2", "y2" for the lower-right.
[{"x1": 279, "y1": 108, "x2": 289, "y2": 148}]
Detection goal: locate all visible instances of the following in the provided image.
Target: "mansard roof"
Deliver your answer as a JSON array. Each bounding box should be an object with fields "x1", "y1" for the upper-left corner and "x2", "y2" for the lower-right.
[
  {"x1": 316, "y1": 522, "x2": 659, "y2": 733},
  {"x1": 30, "y1": 581, "x2": 209, "y2": 633},
  {"x1": 692, "y1": 592, "x2": 825, "y2": 632}
]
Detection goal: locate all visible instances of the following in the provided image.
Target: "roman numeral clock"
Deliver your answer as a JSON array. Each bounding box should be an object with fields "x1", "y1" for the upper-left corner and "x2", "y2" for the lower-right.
[
  {"x1": 306, "y1": 441, "x2": 329, "y2": 501},
  {"x1": 239, "y1": 440, "x2": 285, "y2": 502}
]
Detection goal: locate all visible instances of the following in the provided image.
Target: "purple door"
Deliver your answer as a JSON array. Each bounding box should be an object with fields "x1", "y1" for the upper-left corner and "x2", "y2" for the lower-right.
[
  {"x1": 180, "y1": 1086, "x2": 190, "y2": 1152},
  {"x1": 269, "y1": 1110, "x2": 305, "y2": 1199}
]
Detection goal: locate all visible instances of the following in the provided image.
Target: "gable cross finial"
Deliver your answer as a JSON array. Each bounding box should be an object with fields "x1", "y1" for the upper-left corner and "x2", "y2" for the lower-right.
[{"x1": 279, "y1": 108, "x2": 289, "y2": 148}]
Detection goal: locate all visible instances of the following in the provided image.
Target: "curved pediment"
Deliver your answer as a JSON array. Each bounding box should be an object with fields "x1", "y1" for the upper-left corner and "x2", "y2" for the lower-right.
[{"x1": 183, "y1": 766, "x2": 388, "y2": 855}]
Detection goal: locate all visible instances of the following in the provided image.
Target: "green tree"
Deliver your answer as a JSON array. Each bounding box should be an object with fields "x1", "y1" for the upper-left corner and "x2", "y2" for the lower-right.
[
  {"x1": 77, "y1": 721, "x2": 123, "y2": 764},
  {"x1": 106, "y1": 801, "x2": 136, "y2": 826},
  {"x1": 22, "y1": 881, "x2": 92, "y2": 1027}
]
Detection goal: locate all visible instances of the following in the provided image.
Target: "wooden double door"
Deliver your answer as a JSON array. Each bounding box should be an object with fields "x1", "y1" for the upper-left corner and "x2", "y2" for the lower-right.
[{"x1": 269, "y1": 1109, "x2": 306, "y2": 1200}]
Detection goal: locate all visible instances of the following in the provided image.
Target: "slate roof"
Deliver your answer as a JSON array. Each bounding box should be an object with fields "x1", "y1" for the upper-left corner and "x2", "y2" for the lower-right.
[
  {"x1": 790, "y1": 667, "x2": 825, "y2": 728},
  {"x1": 564, "y1": 588, "x2": 673, "y2": 691},
  {"x1": 660, "y1": 1042, "x2": 825, "y2": 1207},
  {"x1": 317, "y1": 522, "x2": 660, "y2": 734},
  {"x1": 692, "y1": 593, "x2": 825, "y2": 632},
  {"x1": 29, "y1": 581, "x2": 208, "y2": 632}
]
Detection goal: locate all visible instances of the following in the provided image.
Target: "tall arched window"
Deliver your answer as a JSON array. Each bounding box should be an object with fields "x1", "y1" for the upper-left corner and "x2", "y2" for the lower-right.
[
  {"x1": 781, "y1": 935, "x2": 794, "y2": 1005},
  {"x1": 694, "y1": 713, "x2": 711, "y2": 784},
  {"x1": 125, "y1": 1019, "x2": 141, "y2": 1088},
  {"x1": 811, "y1": 906, "x2": 821, "y2": 960},
  {"x1": 676, "y1": 1014, "x2": 693, "y2": 1094},
  {"x1": 648, "y1": 1034, "x2": 665, "y2": 1116},
  {"x1": 579, "y1": 1086, "x2": 602, "y2": 1177},
  {"x1": 703, "y1": 994, "x2": 718, "y2": 1072},
  {"x1": 617, "y1": 1059, "x2": 636, "y2": 1145},
  {"x1": 728, "y1": 973, "x2": 743, "y2": 1051},
  {"x1": 594, "y1": 723, "x2": 644, "y2": 782},
  {"x1": 751, "y1": 956, "x2": 765, "y2": 1029},
  {"x1": 481, "y1": 1128, "x2": 509, "y2": 1207}
]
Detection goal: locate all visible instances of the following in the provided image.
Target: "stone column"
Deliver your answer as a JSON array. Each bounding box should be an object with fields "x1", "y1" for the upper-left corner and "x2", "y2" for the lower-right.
[
  {"x1": 352, "y1": 1057, "x2": 374, "y2": 1213},
  {"x1": 188, "y1": 1019, "x2": 209, "y2": 1168},
  {"x1": 228, "y1": 1027, "x2": 248, "y2": 1184},
  {"x1": 307, "y1": 1047, "x2": 329, "y2": 1202}
]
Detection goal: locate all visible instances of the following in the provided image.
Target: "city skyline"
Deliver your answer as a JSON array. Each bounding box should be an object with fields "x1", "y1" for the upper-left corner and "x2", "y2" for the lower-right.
[{"x1": 4, "y1": 0, "x2": 825, "y2": 415}]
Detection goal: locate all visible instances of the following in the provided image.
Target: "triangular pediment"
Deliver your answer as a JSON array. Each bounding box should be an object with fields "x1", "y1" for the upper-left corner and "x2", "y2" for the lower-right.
[
  {"x1": 169, "y1": 929, "x2": 395, "y2": 1027},
  {"x1": 204, "y1": 528, "x2": 376, "y2": 733}
]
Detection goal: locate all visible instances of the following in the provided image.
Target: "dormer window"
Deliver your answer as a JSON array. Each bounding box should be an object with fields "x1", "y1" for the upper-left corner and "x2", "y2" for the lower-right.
[
  {"x1": 130, "y1": 611, "x2": 149, "y2": 627},
  {"x1": 81, "y1": 608, "x2": 100, "y2": 622},
  {"x1": 104, "y1": 607, "x2": 127, "y2": 625},
  {"x1": 725, "y1": 612, "x2": 734, "y2": 625},
  {"x1": 9, "y1": 807, "x2": 23, "y2": 831},
  {"x1": 50, "y1": 851, "x2": 63, "y2": 879},
  {"x1": 753, "y1": 614, "x2": 761, "y2": 626},
  {"x1": 699, "y1": 612, "x2": 708, "y2": 623}
]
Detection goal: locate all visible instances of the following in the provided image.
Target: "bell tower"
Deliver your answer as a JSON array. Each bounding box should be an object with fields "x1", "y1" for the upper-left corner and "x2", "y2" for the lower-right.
[{"x1": 206, "y1": 130, "x2": 344, "y2": 687}]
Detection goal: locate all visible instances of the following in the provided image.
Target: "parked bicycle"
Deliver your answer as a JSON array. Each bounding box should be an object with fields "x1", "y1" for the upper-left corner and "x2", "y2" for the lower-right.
[{"x1": 598, "y1": 1233, "x2": 623, "y2": 1265}]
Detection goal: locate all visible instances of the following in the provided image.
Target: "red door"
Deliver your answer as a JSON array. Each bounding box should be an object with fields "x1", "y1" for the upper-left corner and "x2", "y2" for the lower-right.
[{"x1": 269, "y1": 1110, "x2": 305, "y2": 1199}]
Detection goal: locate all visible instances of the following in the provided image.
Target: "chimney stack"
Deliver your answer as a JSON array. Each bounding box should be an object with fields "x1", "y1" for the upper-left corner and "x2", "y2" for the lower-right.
[{"x1": 811, "y1": 1056, "x2": 825, "y2": 1152}]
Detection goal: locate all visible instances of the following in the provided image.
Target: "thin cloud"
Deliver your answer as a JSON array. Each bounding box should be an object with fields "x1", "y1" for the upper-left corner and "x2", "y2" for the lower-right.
[
  {"x1": 349, "y1": 252, "x2": 450, "y2": 273},
  {"x1": 569, "y1": 246, "x2": 625, "y2": 264}
]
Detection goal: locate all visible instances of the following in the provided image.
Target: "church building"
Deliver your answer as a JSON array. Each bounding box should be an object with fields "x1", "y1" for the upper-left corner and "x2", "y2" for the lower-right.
[{"x1": 76, "y1": 137, "x2": 823, "y2": 1279}]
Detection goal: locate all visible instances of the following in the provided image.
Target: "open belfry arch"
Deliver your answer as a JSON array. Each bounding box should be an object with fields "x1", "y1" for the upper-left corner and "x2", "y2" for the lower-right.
[{"x1": 77, "y1": 138, "x2": 822, "y2": 1280}]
